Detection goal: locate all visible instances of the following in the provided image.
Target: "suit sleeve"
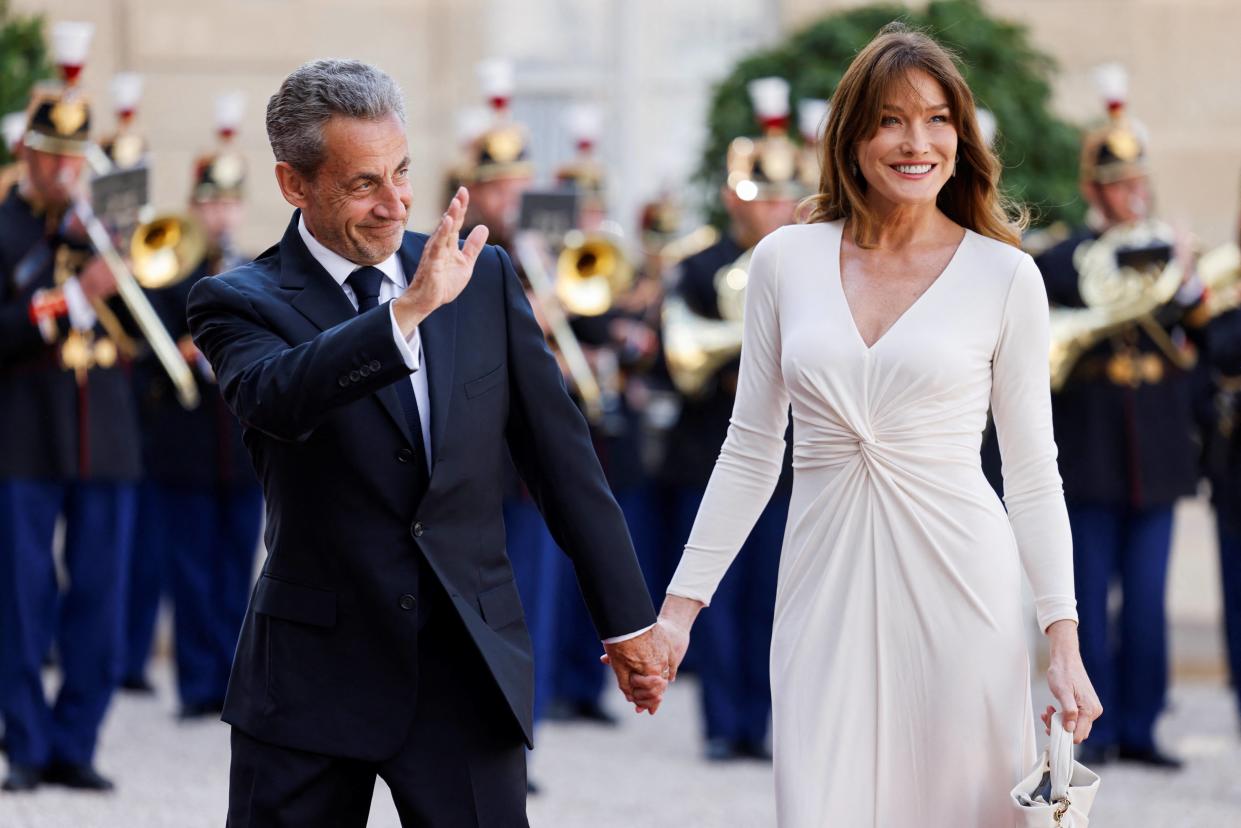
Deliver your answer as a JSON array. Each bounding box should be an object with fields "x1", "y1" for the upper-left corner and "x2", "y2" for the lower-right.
[
  {"x1": 187, "y1": 273, "x2": 414, "y2": 442},
  {"x1": 497, "y1": 245, "x2": 657, "y2": 639}
]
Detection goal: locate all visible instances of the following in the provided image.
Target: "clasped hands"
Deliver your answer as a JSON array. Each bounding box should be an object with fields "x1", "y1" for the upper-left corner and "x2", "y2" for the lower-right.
[{"x1": 600, "y1": 596, "x2": 700, "y2": 715}]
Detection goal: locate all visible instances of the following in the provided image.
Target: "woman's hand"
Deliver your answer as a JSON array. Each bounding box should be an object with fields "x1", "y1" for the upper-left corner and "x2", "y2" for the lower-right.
[
  {"x1": 1042, "y1": 620, "x2": 1103, "y2": 745},
  {"x1": 656, "y1": 594, "x2": 703, "y2": 681}
]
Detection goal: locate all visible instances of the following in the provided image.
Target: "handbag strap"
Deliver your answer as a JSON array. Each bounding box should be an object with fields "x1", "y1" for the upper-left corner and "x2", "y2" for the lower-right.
[{"x1": 1048, "y1": 712, "x2": 1075, "y2": 803}]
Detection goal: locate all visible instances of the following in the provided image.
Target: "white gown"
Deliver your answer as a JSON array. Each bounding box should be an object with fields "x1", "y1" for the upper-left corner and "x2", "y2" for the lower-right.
[{"x1": 667, "y1": 220, "x2": 1078, "y2": 827}]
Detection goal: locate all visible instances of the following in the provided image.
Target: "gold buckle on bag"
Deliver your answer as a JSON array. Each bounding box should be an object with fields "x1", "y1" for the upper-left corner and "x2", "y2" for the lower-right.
[{"x1": 1052, "y1": 797, "x2": 1071, "y2": 825}]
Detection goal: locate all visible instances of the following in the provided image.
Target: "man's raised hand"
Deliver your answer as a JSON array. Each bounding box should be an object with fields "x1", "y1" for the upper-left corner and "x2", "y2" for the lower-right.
[{"x1": 393, "y1": 186, "x2": 488, "y2": 336}]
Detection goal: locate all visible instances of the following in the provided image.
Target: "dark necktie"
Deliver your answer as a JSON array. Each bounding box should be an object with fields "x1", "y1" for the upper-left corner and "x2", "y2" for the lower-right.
[{"x1": 346, "y1": 266, "x2": 428, "y2": 479}]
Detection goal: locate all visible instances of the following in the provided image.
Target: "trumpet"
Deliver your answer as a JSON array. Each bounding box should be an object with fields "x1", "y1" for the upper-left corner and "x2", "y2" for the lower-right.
[
  {"x1": 75, "y1": 148, "x2": 202, "y2": 408},
  {"x1": 663, "y1": 247, "x2": 750, "y2": 397},
  {"x1": 555, "y1": 230, "x2": 634, "y2": 317}
]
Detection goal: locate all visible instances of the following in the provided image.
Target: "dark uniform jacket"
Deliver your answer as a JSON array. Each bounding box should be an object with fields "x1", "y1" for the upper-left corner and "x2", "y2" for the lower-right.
[
  {"x1": 0, "y1": 186, "x2": 141, "y2": 481},
  {"x1": 134, "y1": 254, "x2": 254, "y2": 486},
  {"x1": 1195, "y1": 307, "x2": 1241, "y2": 532},
  {"x1": 187, "y1": 212, "x2": 655, "y2": 759},
  {"x1": 1037, "y1": 228, "x2": 1199, "y2": 508},
  {"x1": 660, "y1": 234, "x2": 793, "y2": 495}
]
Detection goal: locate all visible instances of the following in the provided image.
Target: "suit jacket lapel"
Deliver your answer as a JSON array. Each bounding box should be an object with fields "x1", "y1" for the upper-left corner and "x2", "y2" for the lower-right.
[
  {"x1": 279, "y1": 211, "x2": 413, "y2": 447},
  {"x1": 398, "y1": 236, "x2": 455, "y2": 468}
]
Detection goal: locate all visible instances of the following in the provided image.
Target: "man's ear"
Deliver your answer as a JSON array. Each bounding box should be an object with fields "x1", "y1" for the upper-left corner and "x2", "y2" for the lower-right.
[{"x1": 274, "y1": 161, "x2": 310, "y2": 210}]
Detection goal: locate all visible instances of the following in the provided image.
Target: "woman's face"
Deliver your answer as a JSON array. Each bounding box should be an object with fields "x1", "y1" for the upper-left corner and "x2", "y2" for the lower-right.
[{"x1": 854, "y1": 69, "x2": 958, "y2": 210}]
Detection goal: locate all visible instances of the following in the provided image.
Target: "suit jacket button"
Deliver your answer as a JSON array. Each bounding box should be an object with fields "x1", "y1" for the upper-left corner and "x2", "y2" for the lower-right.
[
  {"x1": 399, "y1": 594, "x2": 416, "y2": 611},
  {"x1": 359, "y1": 365, "x2": 371, "y2": 377},
  {"x1": 349, "y1": 370, "x2": 361, "y2": 382},
  {"x1": 369, "y1": 360, "x2": 381, "y2": 371},
  {"x1": 411, "y1": 521, "x2": 424, "y2": 538},
  {"x1": 338, "y1": 376, "x2": 349, "y2": 387},
  {"x1": 396, "y1": 448, "x2": 413, "y2": 463}
]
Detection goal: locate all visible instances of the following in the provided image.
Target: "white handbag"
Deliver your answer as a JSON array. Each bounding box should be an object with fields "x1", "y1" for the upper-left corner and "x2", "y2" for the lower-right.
[{"x1": 1009, "y1": 712, "x2": 1101, "y2": 827}]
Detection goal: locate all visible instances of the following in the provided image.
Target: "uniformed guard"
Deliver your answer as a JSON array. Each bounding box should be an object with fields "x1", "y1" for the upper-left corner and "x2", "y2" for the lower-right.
[
  {"x1": 547, "y1": 104, "x2": 663, "y2": 725},
  {"x1": 0, "y1": 21, "x2": 141, "y2": 792},
  {"x1": 1195, "y1": 211, "x2": 1241, "y2": 727},
  {"x1": 658, "y1": 76, "x2": 803, "y2": 761},
  {"x1": 100, "y1": 72, "x2": 147, "y2": 171},
  {"x1": 120, "y1": 93, "x2": 264, "y2": 720},
  {"x1": 1033, "y1": 64, "x2": 1202, "y2": 769}
]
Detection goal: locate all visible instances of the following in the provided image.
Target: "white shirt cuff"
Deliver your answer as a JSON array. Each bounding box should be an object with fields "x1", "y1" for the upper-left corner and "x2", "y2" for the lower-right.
[
  {"x1": 388, "y1": 301, "x2": 420, "y2": 370},
  {"x1": 62, "y1": 277, "x2": 98, "y2": 331},
  {"x1": 602, "y1": 623, "x2": 655, "y2": 645}
]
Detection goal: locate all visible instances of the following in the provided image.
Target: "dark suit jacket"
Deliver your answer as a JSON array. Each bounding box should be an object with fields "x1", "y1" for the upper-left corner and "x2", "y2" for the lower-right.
[{"x1": 187, "y1": 212, "x2": 655, "y2": 760}]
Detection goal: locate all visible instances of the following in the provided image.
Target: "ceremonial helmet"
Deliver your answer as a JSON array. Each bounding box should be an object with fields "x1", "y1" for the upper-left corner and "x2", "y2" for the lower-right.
[
  {"x1": 726, "y1": 77, "x2": 809, "y2": 201},
  {"x1": 461, "y1": 59, "x2": 534, "y2": 184},
  {"x1": 554, "y1": 103, "x2": 606, "y2": 211},
  {"x1": 1080, "y1": 64, "x2": 1148, "y2": 185},
  {"x1": 796, "y1": 97, "x2": 829, "y2": 192},
  {"x1": 100, "y1": 72, "x2": 146, "y2": 169},
  {"x1": 22, "y1": 21, "x2": 94, "y2": 158},
  {"x1": 192, "y1": 92, "x2": 247, "y2": 201}
]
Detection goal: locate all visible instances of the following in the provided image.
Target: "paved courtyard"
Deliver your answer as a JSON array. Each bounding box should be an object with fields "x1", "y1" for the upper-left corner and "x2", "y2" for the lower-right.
[{"x1": 2, "y1": 663, "x2": 1240, "y2": 827}]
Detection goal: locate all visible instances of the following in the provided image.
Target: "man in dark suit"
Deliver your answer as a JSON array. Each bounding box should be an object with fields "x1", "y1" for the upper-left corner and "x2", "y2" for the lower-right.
[{"x1": 187, "y1": 59, "x2": 668, "y2": 826}]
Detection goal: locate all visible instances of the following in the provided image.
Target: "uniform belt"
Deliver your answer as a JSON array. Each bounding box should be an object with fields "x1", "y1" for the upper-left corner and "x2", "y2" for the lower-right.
[{"x1": 1071, "y1": 352, "x2": 1170, "y2": 387}]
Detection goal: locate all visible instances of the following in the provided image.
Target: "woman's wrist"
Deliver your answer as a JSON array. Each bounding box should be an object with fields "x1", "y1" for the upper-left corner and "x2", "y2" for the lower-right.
[
  {"x1": 659, "y1": 594, "x2": 704, "y2": 632},
  {"x1": 1044, "y1": 619, "x2": 1080, "y2": 657}
]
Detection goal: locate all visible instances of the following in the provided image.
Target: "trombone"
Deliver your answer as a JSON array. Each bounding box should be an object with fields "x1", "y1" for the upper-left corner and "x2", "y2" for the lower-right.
[{"x1": 78, "y1": 147, "x2": 202, "y2": 409}]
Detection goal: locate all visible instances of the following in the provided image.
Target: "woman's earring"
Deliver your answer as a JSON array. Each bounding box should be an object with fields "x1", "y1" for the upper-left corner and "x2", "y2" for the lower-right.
[
  {"x1": 851, "y1": 160, "x2": 859, "y2": 177},
  {"x1": 952, "y1": 155, "x2": 959, "y2": 177}
]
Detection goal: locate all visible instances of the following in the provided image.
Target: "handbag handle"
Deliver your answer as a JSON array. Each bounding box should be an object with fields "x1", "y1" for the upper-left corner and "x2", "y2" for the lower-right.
[{"x1": 1048, "y1": 711, "x2": 1075, "y2": 804}]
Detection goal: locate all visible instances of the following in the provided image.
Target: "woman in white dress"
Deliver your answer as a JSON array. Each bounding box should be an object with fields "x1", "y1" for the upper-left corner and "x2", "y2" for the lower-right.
[{"x1": 654, "y1": 24, "x2": 1103, "y2": 827}]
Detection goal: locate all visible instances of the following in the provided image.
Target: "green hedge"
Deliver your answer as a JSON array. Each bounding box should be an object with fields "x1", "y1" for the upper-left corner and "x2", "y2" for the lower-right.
[{"x1": 0, "y1": 0, "x2": 52, "y2": 166}]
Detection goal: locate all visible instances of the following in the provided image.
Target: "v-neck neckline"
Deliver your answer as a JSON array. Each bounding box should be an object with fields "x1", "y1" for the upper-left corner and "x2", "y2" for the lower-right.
[{"x1": 834, "y1": 221, "x2": 970, "y2": 353}]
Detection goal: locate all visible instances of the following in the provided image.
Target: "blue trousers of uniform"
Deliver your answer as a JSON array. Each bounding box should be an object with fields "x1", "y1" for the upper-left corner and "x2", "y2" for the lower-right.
[
  {"x1": 0, "y1": 479, "x2": 136, "y2": 767},
  {"x1": 124, "y1": 481, "x2": 263, "y2": 706},
  {"x1": 673, "y1": 485, "x2": 787, "y2": 747},
  {"x1": 1068, "y1": 503, "x2": 1173, "y2": 750},
  {"x1": 1214, "y1": 514, "x2": 1241, "y2": 719},
  {"x1": 553, "y1": 485, "x2": 658, "y2": 708},
  {"x1": 504, "y1": 498, "x2": 561, "y2": 725}
]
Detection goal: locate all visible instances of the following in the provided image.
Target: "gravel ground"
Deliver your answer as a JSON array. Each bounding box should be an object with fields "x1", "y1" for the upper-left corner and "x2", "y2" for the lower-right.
[{"x1": 2, "y1": 663, "x2": 1240, "y2": 827}]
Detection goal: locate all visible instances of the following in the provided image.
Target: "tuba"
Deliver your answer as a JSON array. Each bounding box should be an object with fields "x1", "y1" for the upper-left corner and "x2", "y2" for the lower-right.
[
  {"x1": 1047, "y1": 219, "x2": 1187, "y2": 391},
  {"x1": 663, "y1": 247, "x2": 750, "y2": 397}
]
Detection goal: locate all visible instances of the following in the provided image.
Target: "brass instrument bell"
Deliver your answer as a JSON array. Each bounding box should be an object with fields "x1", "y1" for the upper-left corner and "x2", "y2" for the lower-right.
[
  {"x1": 555, "y1": 230, "x2": 634, "y2": 317},
  {"x1": 130, "y1": 213, "x2": 208, "y2": 290}
]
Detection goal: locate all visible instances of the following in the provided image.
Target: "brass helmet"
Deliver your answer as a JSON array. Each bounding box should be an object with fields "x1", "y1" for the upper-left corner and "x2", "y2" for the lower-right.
[
  {"x1": 1080, "y1": 64, "x2": 1148, "y2": 185},
  {"x1": 796, "y1": 98, "x2": 829, "y2": 192},
  {"x1": 462, "y1": 59, "x2": 534, "y2": 184},
  {"x1": 99, "y1": 72, "x2": 146, "y2": 169},
  {"x1": 554, "y1": 103, "x2": 606, "y2": 212},
  {"x1": 22, "y1": 21, "x2": 95, "y2": 158},
  {"x1": 726, "y1": 77, "x2": 810, "y2": 202},
  {"x1": 192, "y1": 92, "x2": 247, "y2": 202}
]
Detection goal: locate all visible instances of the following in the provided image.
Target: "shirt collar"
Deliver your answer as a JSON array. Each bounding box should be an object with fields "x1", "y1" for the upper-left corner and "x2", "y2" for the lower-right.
[{"x1": 297, "y1": 213, "x2": 405, "y2": 289}]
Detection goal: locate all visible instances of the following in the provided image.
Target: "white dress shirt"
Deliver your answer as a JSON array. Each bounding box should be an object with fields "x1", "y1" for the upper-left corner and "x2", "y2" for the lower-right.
[{"x1": 298, "y1": 217, "x2": 649, "y2": 645}]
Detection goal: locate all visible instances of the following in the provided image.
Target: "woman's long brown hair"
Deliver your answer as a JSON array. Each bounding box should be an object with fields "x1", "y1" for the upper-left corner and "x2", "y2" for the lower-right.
[{"x1": 803, "y1": 22, "x2": 1026, "y2": 248}]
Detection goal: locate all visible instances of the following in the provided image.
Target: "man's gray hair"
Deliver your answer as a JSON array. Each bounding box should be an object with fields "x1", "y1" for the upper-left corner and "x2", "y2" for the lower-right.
[{"x1": 266, "y1": 59, "x2": 406, "y2": 175}]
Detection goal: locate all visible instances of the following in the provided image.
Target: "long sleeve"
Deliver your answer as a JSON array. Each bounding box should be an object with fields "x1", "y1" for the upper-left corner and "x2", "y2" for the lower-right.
[
  {"x1": 666, "y1": 232, "x2": 790, "y2": 604},
  {"x1": 991, "y1": 254, "x2": 1078, "y2": 631}
]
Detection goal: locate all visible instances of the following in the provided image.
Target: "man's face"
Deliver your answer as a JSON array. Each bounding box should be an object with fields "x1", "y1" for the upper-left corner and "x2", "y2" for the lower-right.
[
  {"x1": 1089, "y1": 175, "x2": 1150, "y2": 226},
  {"x1": 191, "y1": 197, "x2": 245, "y2": 246},
  {"x1": 21, "y1": 145, "x2": 86, "y2": 210},
  {"x1": 277, "y1": 113, "x2": 412, "y2": 265},
  {"x1": 466, "y1": 175, "x2": 531, "y2": 239}
]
